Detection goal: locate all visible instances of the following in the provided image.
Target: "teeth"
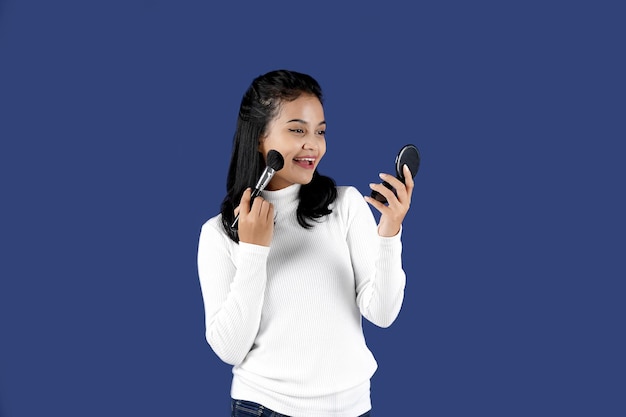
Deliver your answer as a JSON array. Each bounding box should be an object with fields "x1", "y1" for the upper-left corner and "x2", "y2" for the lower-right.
[{"x1": 295, "y1": 158, "x2": 315, "y2": 162}]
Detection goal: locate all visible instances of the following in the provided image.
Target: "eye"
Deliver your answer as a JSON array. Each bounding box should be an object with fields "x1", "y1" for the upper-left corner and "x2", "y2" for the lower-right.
[
  {"x1": 316, "y1": 129, "x2": 326, "y2": 136},
  {"x1": 288, "y1": 128, "x2": 305, "y2": 134}
]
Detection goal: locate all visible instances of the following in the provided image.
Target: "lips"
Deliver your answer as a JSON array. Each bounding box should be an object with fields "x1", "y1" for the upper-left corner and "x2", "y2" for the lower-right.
[
  {"x1": 293, "y1": 156, "x2": 317, "y2": 169},
  {"x1": 293, "y1": 157, "x2": 316, "y2": 169}
]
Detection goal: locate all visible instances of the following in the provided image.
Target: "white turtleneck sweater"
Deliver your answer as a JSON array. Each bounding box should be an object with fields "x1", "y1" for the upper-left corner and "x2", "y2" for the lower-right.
[{"x1": 197, "y1": 184, "x2": 406, "y2": 417}]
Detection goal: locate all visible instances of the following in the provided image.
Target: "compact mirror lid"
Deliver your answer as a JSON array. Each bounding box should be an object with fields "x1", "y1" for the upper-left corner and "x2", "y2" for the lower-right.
[{"x1": 395, "y1": 144, "x2": 421, "y2": 181}]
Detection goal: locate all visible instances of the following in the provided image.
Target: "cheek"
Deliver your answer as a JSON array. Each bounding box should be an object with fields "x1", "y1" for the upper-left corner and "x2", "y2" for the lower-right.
[
  {"x1": 319, "y1": 140, "x2": 327, "y2": 159},
  {"x1": 259, "y1": 140, "x2": 282, "y2": 159}
]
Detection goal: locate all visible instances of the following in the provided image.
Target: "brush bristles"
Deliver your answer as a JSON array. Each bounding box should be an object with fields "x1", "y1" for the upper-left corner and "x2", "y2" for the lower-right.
[{"x1": 266, "y1": 149, "x2": 285, "y2": 171}]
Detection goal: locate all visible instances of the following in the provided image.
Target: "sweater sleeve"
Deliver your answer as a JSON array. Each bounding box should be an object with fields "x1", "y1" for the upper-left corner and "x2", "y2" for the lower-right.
[
  {"x1": 343, "y1": 187, "x2": 407, "y2": 328},
  {"x1": 197, "y1": 219, "x2": 269, "y2": 365}
]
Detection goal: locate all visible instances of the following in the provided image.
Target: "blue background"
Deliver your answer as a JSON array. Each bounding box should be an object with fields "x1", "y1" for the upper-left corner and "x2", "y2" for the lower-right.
[{"x1": 1, "y1": 1, "x2": 624, "y2": 416}]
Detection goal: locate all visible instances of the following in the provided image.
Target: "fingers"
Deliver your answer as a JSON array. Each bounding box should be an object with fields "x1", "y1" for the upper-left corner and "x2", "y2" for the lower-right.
[
  {"x1": 249, "y1": 194, "x2": 274, "y2": 221},
  {"x1": 365, "y1": 165, "x2": 415, "y2": 237},
  {"x1": 238, "y1": 188, "x2": 252, "y2": 216},
  {"x1": 392, "y1": 165, "x2": 414, "y2": 204},
  {"x1": 364, "y1": 193, "x2": 387, "y2": 212},
  {"x1": 237, "y1": 189, "x2": 272, "y2": 222},
  {"x1": 368, "y1": 181, "x2": 395, "y2": 205},
  {"x1": 403, "y1": 164, "x2": 415, "y2": 199},
  {"x1": 236, "y1": 188, "x2": 275, "y2": 246},
  {"x1": 373, "y1": 166, "x2": 414, "y2": 204},
  {"x1": 237, "y1": 187, "x2": 274, "y2": 220}
]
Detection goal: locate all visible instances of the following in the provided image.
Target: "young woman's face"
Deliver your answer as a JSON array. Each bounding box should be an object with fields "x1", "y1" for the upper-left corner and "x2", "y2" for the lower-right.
[{"x1": 259, "y1": 94, "x2": 326, "y2": 190}]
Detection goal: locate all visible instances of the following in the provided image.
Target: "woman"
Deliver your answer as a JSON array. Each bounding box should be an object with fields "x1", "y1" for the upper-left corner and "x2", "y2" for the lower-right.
[{"x1": 197, "y1": 69, "x2": 414, "y2": 417}]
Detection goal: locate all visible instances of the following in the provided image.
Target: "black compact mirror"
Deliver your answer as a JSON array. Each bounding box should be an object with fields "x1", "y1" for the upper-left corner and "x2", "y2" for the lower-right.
[{"x1": 371, "y1": 144, "x2": 421, "y2": 204}]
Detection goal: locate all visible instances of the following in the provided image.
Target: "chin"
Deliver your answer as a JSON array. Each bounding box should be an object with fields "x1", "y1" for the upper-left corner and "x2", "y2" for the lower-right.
[{"x1": 301, "y1": 173, "x2": 316, "y2": 185}]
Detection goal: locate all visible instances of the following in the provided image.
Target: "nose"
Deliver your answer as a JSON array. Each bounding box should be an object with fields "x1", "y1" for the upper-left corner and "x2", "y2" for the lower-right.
[{"x1": 302, "y1": 134, "x2": 319, "y2": 150}]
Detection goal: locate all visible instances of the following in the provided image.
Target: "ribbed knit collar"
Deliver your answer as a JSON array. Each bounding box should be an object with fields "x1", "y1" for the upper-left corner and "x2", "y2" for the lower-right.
[{"x1": 260, "y1": 183, "x2": 301, "y2": 207}]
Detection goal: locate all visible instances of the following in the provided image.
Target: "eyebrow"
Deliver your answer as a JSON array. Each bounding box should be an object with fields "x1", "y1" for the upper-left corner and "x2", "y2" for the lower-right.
[{"x1": 286, "y1": 119, "x2": 326, "y2": 126}]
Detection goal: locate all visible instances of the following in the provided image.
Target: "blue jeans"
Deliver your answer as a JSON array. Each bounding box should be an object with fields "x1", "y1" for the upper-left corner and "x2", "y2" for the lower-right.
[{"x1": 231, "y1": 399, "x2": 371, "y2": 417}]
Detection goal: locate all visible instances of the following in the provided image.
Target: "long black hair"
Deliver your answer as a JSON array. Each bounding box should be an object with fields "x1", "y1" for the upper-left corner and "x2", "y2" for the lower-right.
[{"x1": 220, "y1": 69, "x2": 337, "y2": 242}]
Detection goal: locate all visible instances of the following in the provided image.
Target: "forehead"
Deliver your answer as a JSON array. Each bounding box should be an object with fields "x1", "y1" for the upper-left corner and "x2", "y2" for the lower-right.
[{"x1": 275, "y1": 94, "x2": 324, "y2": 121}]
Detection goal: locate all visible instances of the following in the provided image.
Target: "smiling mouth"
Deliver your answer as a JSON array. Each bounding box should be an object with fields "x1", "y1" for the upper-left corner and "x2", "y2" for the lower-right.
[{"x1": 293, "y1": 157, "x2": 315, "y2": 166}]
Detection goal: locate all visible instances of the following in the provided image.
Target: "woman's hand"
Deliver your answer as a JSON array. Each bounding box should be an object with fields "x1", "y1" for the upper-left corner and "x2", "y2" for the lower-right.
[
  {"x1": 364, "y1": 164, "x2": 415, "y2": 237},
  {"x1": 235, "y1": 188, "x2": 274, "y2": 246}
]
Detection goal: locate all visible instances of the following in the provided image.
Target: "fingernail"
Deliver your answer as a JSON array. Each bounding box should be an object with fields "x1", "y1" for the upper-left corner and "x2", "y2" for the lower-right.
[
  {"x1": 379, "y1": 173, "x2": 385, "y2": 179},
  {"x1": 369, "y1": 183, "x2": 376, "y2": 188}
]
